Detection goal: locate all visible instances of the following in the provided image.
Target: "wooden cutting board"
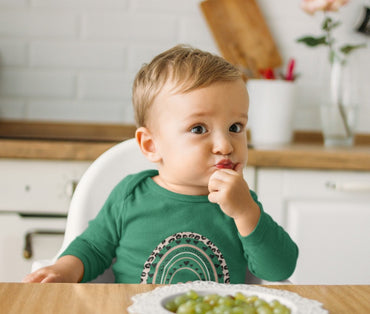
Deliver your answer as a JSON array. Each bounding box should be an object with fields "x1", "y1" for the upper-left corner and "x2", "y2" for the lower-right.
[{"x1": 200, "y1": 0, "x2": 282, "y2": 78}]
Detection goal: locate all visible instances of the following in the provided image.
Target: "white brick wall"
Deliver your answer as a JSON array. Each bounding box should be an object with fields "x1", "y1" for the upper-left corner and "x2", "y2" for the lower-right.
[
  {"x1": 0, "y1": 0, "x2": 369, "y2": 132},
  {"x1": 0, "y1": 70, "x2": 75, "y2": 97},
  {"x1": 0, "y1": 10, "x2": 78, "y2": 38},
  {"x1": 0, "y1": 40, "x2": 26, "y2": 66}
]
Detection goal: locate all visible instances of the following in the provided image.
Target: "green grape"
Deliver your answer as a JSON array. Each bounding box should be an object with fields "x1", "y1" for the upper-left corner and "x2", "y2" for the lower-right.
[
  {"x1": 164, "y1": 290, "x2": 291, "y2": 314},
  {"x1": 203, "y1": 294, "x2": 220, "y2": 307},
  {"x1": 194, "y1": 302, "x2": 212, "y2": 313},
  {"x1": 165, "y1": 300, "x2": 178, "y2": 312},
  {"x1": 234, "y1": 299, "x2": 246, "y2": 306},
  {"x1": 269, "y1": 300, "x2": 281, "y2": 308},
  {"x1": 185, "y1": 300, "x2": 198, "y2": 309},
  {"x1": 239, "y1": 305, "x2": 257, "y2": 314},
  {"x1": 256, "y1": 304, "x2": 273, "y2": 314},
  {"x1": 254, "y1": 299, "x2": 268, "y2": 308},
  {"x1": 218, "y1": 296, "x2": 235, "y2": 307},
  {"x1": 273, "y1": 305, "x2": 291, "y2": 314},
  {"x1": 186, "y1": 290, "x2": 200, "y2": 300},
  {"x1": 246, "y1": 295, "x2": 259, "y2": 304},
  {"x1": 174, "y1": 295, "x2": 189, "y2": 307},
  {"x1": 177, "y1": 303, "x2": 195, "y2": 314},
  {"x1": 231, "y1": 306, "x2": 248, "y2": 314},
  {"x1": 234, "y1": 292, "x2": 247, "y2": 301},
  {"x1": 213, "y1": 304, "x2": 233, "y2": 314}
]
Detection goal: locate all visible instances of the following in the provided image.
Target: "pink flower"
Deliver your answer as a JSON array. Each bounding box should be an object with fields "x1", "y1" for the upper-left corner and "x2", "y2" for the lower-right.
[{"x1": 301, "y1": 0, "x2": 349, "y2": 15}]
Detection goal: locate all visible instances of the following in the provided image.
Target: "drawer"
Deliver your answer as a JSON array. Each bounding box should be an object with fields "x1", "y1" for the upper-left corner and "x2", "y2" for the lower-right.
[
  {"x1": 282, "y1": 169, "x2": 370, "y2": 199},
  {"x1": 0, "y1": 159, "x2": 90, "y2": 214},
  {"x1": 256, "y1": 168, "x2": 370, "y2": 225},
  {"x1": 257, "y1": 169, "x2": 370, "y2": 201}
]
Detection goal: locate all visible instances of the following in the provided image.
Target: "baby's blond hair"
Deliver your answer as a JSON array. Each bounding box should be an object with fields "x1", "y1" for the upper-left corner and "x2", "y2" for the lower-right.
[{"x1": 132, "y1": 44, "x2": 242, "y2": 127}]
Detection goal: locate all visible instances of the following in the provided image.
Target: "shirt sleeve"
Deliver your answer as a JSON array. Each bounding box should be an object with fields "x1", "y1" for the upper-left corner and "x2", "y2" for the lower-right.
[
  {"x1": 59, "y1": 188, "x2": 125, "y2": 283},
  {"x1": 238, "y1": 190, "x2": 299, "y2": 281}
]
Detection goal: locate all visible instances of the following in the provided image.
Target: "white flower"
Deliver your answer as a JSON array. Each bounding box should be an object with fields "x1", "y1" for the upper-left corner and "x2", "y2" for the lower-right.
[
  {"x1": 297, "y1": 0, "x2": 365, "y2": 63},
  {"x1": 301, "y1": 0, "x2": 349, "y2": 15}
]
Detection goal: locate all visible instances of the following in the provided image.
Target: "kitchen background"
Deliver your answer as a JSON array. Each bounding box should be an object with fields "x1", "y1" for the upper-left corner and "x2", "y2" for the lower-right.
[
  {"x1": 0, "y1": 0, "x2": 369, "y2": 133},
  {"x1": 1, "y1": 0, "x2": 370, "y2": 284}
]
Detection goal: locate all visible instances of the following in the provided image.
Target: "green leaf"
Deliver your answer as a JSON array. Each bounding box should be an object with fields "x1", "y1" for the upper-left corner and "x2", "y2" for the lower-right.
[
  {"x1": 296, "y1": 36, "x2": 327, "y2": 47},
  {"x1": 322, "y1": 17, "x2": 341, "y2": 31},
  {"x1": 322, "y1": 17, "x2": 332, "y2": 31},
  {"x1": 340, "y1": 44, "x2": 367, "y2": 55}
]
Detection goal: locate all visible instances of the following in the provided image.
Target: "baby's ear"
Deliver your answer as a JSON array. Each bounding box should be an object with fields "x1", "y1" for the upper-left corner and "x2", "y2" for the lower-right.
[{"x1": 135, "y1": 127, "x2": 161, "y2": 163}]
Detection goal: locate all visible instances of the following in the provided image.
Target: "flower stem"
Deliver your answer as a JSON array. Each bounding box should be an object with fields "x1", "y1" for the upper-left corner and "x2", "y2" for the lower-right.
[
  {"x1": 338, "y1": 99, "x2": 352, "y2": 137},
  {"x1": 323, "y1": 11, "x2": 336, "y2": 63}
]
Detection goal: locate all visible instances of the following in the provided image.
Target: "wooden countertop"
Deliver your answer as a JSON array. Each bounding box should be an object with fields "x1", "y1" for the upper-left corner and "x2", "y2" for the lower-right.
[
  {"x1": 0, "y1": 283, "x2": 369, "y2": 313},
  {"x1": 1, "y1": 121, "x2": 370, "y2": 171},
  {"x1": 1, "y1": 139, "x2": 370, "y2": 171},
  {"x1": 247, "y1": 143, "x2": 370, "y2": 171}
]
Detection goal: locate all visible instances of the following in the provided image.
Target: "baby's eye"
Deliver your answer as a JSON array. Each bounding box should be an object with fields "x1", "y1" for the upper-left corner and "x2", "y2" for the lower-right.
[
  {"x1": 229, "y1": 123, "x2": 243, "y2": 133},
  {"x1": 190, "y1": 125, "x2": 207, "y2": 134}
]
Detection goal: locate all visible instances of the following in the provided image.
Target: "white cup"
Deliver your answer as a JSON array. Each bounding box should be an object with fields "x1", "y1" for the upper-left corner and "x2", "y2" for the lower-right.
[{"x1": 247, "y1": 79, "x2": 296, "y2": 145}]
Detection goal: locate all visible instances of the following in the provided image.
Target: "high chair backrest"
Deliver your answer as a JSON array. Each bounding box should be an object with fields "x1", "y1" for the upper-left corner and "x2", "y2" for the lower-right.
[{"x1": 54, "y1": 138, "x2": 154, "y2": 281}]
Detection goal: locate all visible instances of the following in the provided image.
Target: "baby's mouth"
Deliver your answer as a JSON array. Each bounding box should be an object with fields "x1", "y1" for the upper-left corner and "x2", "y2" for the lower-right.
[{"x1": 215, "y1": 159, "x2": 235, "y2": 170}]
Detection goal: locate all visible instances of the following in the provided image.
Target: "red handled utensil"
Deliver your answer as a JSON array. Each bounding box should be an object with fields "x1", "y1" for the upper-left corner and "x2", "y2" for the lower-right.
[{"x1": 285, "y1": 58, "x2": 295, "y2": 81}]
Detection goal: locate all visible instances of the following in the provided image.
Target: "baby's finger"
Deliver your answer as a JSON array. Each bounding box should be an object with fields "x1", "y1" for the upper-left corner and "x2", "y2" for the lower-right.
[
  {"x1": 23, "y1": 271, "x2": 46, "y2": 283},
  {"x1": 209, "y1": 169, "x2": 234, "y2": 183},
  {"x1": 208, "y1": 175, "x2": 227, "y2": 193},
  {"x1": 208, "y1": 191, "x2": 220, "y2": 204},
  {"x1": 208, "y1": 183, "x2": 220, "y2": 195},
  {"x1": 41, "y1": 274, "x2": 60, "y2": 283}
]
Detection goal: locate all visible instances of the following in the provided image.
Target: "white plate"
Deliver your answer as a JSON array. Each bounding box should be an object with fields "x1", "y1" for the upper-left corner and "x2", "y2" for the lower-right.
[{"x1": 128, "y1": 281, "x2": 328, "y2": 314}]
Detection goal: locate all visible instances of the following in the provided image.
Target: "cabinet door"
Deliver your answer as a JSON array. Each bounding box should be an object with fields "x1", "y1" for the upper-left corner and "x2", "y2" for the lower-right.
[
  {"x1": 0, "y1": 213, "x2": 66, "y2": 282},
  {"x1": 256, "y1": 168, "x2": 370, "y2": 284},
  {"x1": 286, "y1": 201, "x2": 370, "y2": 284}
]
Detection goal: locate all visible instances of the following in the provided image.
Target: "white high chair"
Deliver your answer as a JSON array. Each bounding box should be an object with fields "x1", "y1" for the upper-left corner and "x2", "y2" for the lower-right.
[
  {"x1": 32, "y1": 138, "x2": 154, "y2": 282},
  {"x1": 32, "y1": 138, "x2": 289, "y2": 284}
]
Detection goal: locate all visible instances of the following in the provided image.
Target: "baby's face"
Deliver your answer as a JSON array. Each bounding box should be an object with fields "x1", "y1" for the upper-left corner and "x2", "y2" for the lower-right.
[{"x1": 148, "y1": 78, "x2": 249, "y2": 195}]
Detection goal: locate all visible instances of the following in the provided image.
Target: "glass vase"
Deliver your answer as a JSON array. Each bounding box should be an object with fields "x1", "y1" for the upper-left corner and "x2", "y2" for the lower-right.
[{"x1": 320, "y1": 57, "x2": 359, "y2": 147}]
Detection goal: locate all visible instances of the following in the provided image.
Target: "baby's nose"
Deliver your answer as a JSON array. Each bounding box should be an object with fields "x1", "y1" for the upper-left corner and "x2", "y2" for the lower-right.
[{"x1": 212, "y1": 134, "x2": 233, "y2": 155}]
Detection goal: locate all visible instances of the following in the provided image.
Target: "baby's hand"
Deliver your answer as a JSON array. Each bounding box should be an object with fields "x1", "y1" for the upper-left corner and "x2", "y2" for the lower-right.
[
  {"x1": 22, "y1": 255, "x2": 84, "y2": 283},
  {"x1": 208, "y1": 164, "x2": 249, "y2": 219},
  {"x1": 208, "y1": 164, "x2": 260, "y2": 236},
  {"x1": 23, "y1": 265, "x2": 67, "y2": 283}
]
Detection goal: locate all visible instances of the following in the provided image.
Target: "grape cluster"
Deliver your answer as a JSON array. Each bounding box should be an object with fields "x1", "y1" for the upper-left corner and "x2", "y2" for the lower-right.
[{"x1": 164, "y1": 290, "x2": 291, "y2": 314}]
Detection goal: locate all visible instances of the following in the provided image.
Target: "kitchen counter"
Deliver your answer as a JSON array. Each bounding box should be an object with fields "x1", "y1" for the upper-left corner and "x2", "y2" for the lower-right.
[
  {"x1": 2, "y1": 138, "x2": 370, "y2": 171},
  {"x1": 1, "y1": 121, "x2": 370, "y2": 171},
  {"x1": 247, "y1": 143, "x2": 370, "y2": 171}
]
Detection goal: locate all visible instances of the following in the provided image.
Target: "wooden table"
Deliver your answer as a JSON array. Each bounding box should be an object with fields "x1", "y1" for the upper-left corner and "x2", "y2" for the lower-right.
[{"x1": 0, "y1": 283, "x2": 369, "y2": 313}]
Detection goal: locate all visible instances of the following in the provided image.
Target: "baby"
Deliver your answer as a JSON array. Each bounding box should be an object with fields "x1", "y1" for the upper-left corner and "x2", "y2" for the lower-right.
[{"x1": 24, "y1": 45, "x2": 298, "y2": 284}]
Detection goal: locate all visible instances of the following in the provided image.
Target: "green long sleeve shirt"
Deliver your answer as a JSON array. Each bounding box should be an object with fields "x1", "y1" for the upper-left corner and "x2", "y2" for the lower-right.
[{"x1": 61, "y1": 170, "x2": 298, "y2": 283}]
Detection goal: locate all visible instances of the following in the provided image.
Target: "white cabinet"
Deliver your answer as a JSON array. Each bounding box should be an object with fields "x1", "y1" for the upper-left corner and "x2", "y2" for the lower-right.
[
  {"x1": 0, "y1": 159, "x2": 91, "y2": 282},
  {"x1": 255, "y1": 168, "x2": 370, "y2": 284},
  {"x1": 0, "y1": 213, "x2": 66, "y2": 282},
  {"x1": 0, "y1": 159, "x2": 91, "y2": 214}
]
